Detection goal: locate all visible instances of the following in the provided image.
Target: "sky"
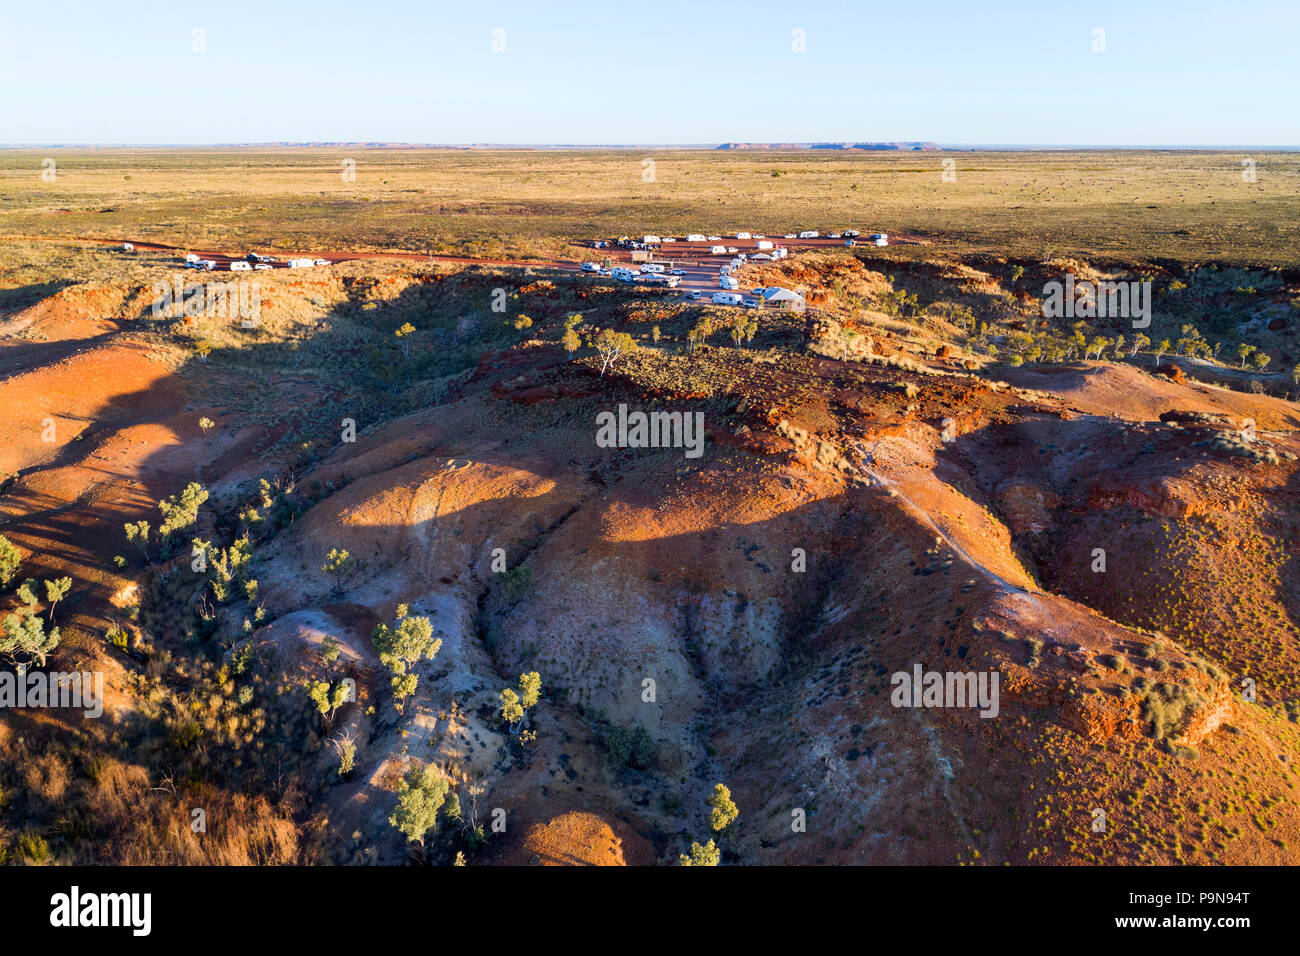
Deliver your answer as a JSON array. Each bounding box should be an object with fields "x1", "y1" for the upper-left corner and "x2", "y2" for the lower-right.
[{"x1": 1, "y1": 0, "x2": 1297, "y2": 146}]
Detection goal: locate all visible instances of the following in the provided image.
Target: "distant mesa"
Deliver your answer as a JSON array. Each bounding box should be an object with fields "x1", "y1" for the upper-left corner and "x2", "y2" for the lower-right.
[{"x1": 716, "y1": 141, "x2": 940, "y2": 151}]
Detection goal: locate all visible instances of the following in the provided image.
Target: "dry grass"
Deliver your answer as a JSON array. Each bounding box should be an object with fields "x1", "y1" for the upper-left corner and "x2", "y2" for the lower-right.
[{"x1": 2, "y1": 148, "x2": 1298, "y2": 266}]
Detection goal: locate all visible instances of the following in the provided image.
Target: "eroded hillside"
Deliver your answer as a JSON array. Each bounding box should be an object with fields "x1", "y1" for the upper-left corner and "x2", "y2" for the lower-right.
[{"x1": 2, "y1": 240, "x2": 1299, "y2": 866}]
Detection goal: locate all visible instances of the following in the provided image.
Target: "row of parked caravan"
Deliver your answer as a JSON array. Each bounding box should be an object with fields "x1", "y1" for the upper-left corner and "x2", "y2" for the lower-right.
[{"x1": 180, "y1": 252, "x2": 331, "y2": 271}]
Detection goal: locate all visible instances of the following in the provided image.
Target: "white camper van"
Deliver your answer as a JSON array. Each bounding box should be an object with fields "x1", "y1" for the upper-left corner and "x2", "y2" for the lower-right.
[
  {"x1": 712, "y1": 292, "x2": 743, "y2": 305},
  {"x1": 756, "y1": 240, "x2": 773, "y2": 250},
  {"x1": 641, "y1": 262, "x2": 666, "y2": 273},
  {"x1": 229, "y1": 261, "x2": 252, "y2": 271},
  {"x1": 610, "y1": 267, "x2": 638, "y2": 282},
  {"x1": 685, "y1": 234, "x2": 706, "y2": 242},
  {"x1": 642, "y1": 235, "x2": 662, "y2": 245},
  {"x1": 798, "y1": 230, "x2": 819, "y2": 239},
  {"x1": 709, "y1": 245, "x2": 727, "y2": 255},
  {"x1": 718, "y1": 275, "x2": 739, "y2": 290},
  {"x1": 735, "y1": 232, "x2": 751, "y2": 240}
]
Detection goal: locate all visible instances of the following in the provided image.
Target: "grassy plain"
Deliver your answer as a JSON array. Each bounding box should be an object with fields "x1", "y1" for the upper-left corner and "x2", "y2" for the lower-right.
[{"x1": 1, "y1": 148, "x2": 1297, "y2": 268}]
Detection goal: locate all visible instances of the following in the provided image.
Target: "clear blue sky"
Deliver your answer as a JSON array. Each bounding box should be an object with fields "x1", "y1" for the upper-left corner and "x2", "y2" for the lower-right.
[{"x1": 2, "y1": 0, "x2": 1296, "y2": 145}]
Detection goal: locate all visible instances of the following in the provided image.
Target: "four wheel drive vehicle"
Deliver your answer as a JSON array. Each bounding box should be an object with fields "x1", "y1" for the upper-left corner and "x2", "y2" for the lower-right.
[
  {"x1": 726, "y1": 246, "x2": 739, "y2": 254},
  {"x1": 684, "y1": 290, "x2": 702, "y2": 300},
  {"x1": 706, "y1": 235, "x2": 722, "y2": 241},
  {"x1": 581, "y1": 262, "x2": 600, "y2": 271},
  {"x1": 829, "y1": 232, "x2": 842, "y2": 238},
  {"x1": 751, "y1": 287, "x2": 766, "y2": 295},
  {"x1": 670, "y1": 268, "x2": 686, "y2": 276},
  {"x1": 753, "y1": 234, "x2": 765, "y2": 239},
  {"x1": 712, "y1": 291, "x2": 743, "y2": 305},
  {"x1": 255, "y1": 263, "x2": 273, "y2": 269},
  {"x1": 742, "y1": 298, "x2": 759, "y2": 308},
  {"x1": 661, "y1": 237, "x2": 676, "y2": 243},
  {"x1": 783, "y1": 233, "x2": 796, "y2": 238}
]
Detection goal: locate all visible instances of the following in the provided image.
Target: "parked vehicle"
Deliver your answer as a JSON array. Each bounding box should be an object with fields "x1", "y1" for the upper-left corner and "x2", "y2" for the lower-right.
[
  {"x1": 798, "y1": 230, "x2": 819, "y2": 239},
  {"x1": 610, "y1": 267, "x2": 638, "y2": 282},
  {"x1": 712, "y1": 291, "x2": 743, "y2": 305},
  {"x1": 783, "y1": 233, "x2": 796, "y2": 239},
  {"x1": 255, "y1": 263, "x2": 273, "y2": 270},
  {"x1": 641, "y1": 262, "x2": 666, "y2": 273},
  {"x1": 199, "y1": 260, "x2": 217, "y2": 271},
  {"x1": 581, "y1": 262, "x2": 600, "y2": 272},
  {"x1": 684, "y1": 290, "x2": 702, "y2": 300},
  {"x1": 663, "y1": 276, "x2": 680, "y2": 288},
  {"x1": 706, "y1": 235, "x2": 722, "y2": 242},
  {"x1": 185, "y1": 253, "x2": 200, "y2": 264},
  {"x1": 742, "y1": 298, "x2": 759, "y2": 308},
  {"x1": 735, "y1": 232, "x2": 751, "y2": 240},
  {"x1": 756, "y1": 240, "x2": 773, "y2": 250},
  {"x1": 642, "y1": 235, "x2": 661, "y2": 245},
  {"x1": 686, "y1": 234, "x2": 706, "y2": 242},
  {"x1": 829, "y1": 232, "x2": 841, "y2": 239},
  {"x1": 313, "y1": 258, "x2": 330, "y2": 266},
  {"x1": 844, "y1": 229, "x2": 860, "y2": 237},
  {"x1": 719, "y1": 275, "x2": 739, "y2": 290},
  {"x1": 709, "y1": 245, "x2": 727, "y2": 255},
  {"x1": 669, "y1": 268, "x2": 686, "y2": 276},
  {"x1": 230, "y1": 261, "x2": 252, "y2": 271},
  {"x1": 122, "y1": 242, "x2": 134, "y2": 252},
  {"x1": 726, "y1": 246, "x2": 738, "y2": 254}
]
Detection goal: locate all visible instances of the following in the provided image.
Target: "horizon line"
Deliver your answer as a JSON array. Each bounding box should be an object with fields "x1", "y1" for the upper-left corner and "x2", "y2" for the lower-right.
[{"x1": 2, "y1": 142, "x2": 1299, "y2": 152}]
